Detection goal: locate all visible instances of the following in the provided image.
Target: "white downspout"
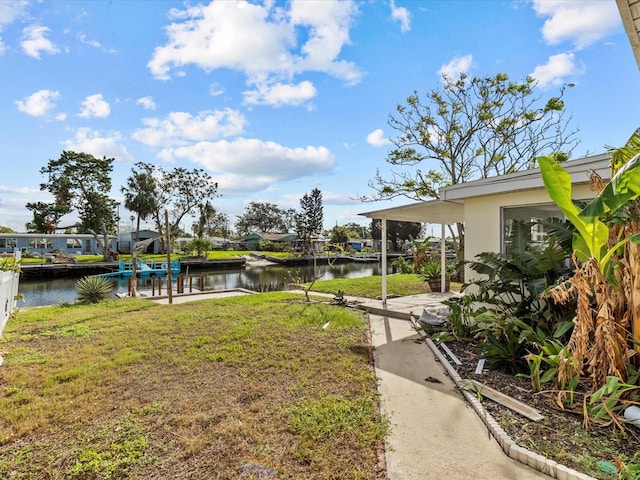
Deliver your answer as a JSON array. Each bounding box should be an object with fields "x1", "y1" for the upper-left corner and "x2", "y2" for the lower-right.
[
  {"x1": 441, "y1": 222, "x2": 446, "y2": 293},
  {"x1": 381, "y1": 218, "x2": 387, "y2": 307}
]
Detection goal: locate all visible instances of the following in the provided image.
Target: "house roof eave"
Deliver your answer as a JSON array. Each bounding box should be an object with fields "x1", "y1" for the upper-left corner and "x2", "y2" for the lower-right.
[
  {"x1": 441, "y1": 153, "x2": 611, "y2": 201},
  {"x1": 359, "y1": 199, "x2": 465, "y2": 224},
  {"x1": 617, "y1": 0, "x2": 640, "y2": 69}
]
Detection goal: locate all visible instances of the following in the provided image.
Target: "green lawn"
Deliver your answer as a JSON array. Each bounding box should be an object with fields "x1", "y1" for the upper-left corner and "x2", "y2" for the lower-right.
[
  {"x1": 0, "y1": 293, "x2": 387, "y2": 479},
  {"x1": 306, "y1": 273, "x2": 460, "y2": 297}
]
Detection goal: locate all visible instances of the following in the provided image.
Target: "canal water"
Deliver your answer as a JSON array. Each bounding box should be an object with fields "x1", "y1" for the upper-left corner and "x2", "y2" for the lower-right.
[{"x1": 18, "y1": 262, "x2": 394, "y2": 307}]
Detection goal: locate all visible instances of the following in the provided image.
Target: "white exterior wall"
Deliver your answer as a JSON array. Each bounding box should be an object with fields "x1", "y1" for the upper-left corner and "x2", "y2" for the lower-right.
[
  {"x1": 463, "y1": 184, "x2": 596, "y2": 281},
  {"x1": 0, "y1": 270, "x2": 20, "y2": 336}
]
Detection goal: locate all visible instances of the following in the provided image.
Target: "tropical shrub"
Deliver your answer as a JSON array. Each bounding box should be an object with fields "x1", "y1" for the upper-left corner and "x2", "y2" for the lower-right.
[
  {"x1": 185, "y1": 237, "x2": 212, "y2": 257},
  {"x1": 75, "y1": 276, "x2": 113, "y2": 304},
  {"x1": 457, "y1": 219, "x2": 575, "y2": 374},
  {"x1": 391, "y1": 255, "x2": 413, "y2": 274},
  {"x1": 0, "y1": 257, "x2": 21, "y2": 273},
  {"x1": 540, "y1": 131, "x2": 640, "y2": 391}
]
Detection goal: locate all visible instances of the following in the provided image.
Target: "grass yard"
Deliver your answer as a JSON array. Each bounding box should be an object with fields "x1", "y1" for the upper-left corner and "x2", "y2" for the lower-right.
[
  {"x1": 0, "y1": 293, "x2": 387, "y2": 479},
  {"x1": 306, "y1": 273, "x2": 461, "y2": 298}
]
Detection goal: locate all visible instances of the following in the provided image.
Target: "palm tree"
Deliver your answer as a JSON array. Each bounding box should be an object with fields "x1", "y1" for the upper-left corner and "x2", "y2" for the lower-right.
[
  {"x1": 121, "y1": 165, "x2": 159, "y2": 297},
  {"x1": 121, "y1": 165, "x2": 158, "y2": 242}
]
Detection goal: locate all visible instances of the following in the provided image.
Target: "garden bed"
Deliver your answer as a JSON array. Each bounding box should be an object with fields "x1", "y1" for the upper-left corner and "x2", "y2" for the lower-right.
[{"x1": 441, "y1": 339, "x2": 640, "y2": 479}]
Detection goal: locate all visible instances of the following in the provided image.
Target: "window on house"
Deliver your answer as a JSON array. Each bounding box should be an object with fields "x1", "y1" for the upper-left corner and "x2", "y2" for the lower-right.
[
  {"x1": 28, "y1": 238, "x2": 53, "y2": 249},
  {"x1": 0, "y1": 238, "x2": 17, "y2": 248},
  {"x1": 501, "y1": 204, "x2": 564, "y2": 254},
  {"x1": 66, "y1": 238, "x2": 82, "y2": 249}
]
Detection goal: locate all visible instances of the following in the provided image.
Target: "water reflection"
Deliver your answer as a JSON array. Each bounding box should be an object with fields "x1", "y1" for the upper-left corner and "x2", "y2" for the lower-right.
[{"x1": 19, "y1": 262, "x2": 393, "y2": 307}]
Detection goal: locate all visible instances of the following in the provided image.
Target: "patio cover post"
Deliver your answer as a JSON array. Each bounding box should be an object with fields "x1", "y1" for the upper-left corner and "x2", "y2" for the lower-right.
[
  {"x1": 441, "y1": 223, "x2": 446, "y2": 293},
  {"x1": 381, "y1": 218, "x2": 387, "y2": 306}
]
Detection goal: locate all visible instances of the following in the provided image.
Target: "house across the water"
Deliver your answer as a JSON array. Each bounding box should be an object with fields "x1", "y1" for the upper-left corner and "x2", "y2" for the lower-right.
[
  {"x1": 116, "y1": 230, "x2": 162, "y2": 254},
  {"x1": 0, "y1": 233, "x2": 116, "y2": 256},
  {"x1": 243, "y1": 232, "x2": 297, "y2": 251}
]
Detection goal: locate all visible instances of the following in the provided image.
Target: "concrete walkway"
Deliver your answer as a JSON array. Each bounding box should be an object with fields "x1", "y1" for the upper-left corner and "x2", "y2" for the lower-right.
[{"x1": 368, "y1": 310, "x2": 549, "y2": 479}]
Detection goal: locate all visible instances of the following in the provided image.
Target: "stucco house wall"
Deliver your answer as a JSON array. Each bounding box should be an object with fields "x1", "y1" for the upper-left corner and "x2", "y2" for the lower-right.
[{"x1": 462, "y1": 183, "x2": 598, "y2": 281}]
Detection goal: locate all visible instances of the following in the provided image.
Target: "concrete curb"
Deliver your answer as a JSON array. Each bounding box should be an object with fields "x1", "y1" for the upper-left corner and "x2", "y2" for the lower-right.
[{"x1": 415, "y1": 329, "x2": 597, "y2": 480}]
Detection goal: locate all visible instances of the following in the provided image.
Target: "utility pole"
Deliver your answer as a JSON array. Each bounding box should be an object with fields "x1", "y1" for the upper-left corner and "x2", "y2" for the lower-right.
[{"x1": 165, "y1": 209, "x2": 172, "y2": 304}]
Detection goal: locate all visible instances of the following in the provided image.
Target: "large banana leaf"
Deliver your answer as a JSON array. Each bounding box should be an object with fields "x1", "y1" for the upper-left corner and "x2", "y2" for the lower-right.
[{"x1": 539, "y1": 155, "x2": 609, "y2": 262}]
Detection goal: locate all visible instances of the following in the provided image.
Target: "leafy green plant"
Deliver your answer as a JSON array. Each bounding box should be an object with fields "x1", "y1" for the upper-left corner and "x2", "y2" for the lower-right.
[
  {"x1": 332, "y1": 290, "x2": 348, "y2": 307},
  {"x1": 185, "y1": 237, "x2": 212, "y2": 257},
  {"x1": 539, "y1": 153, "x2": 640, "y2": 275},
  {"x1": 538, "y1": 133, "x2": 640, "y2": 393},
  {"x1": 75, "y1": 276, "x2": 113, "y2": 304},
  {"x1": 419, "y1": 261, "x2": 442, "y2": 281},
  {"x1": 522, "y1": 336, "x2": 579, "y2": 403},
  {"x1": 471, "y1": 310, "x2": 529, "y2": 374},
  {"x1": 587, "y1": 373, "x2": 640, "y2": 430},
  {"x1": 0, "y1": 257, "x2": 21, "y2": 273},
  {"x1": 391, "y1": 255, "x2": 413, "y2": 274},
  {"x1": 441, "y1": 296, "x2": 472, "y2": 339}
]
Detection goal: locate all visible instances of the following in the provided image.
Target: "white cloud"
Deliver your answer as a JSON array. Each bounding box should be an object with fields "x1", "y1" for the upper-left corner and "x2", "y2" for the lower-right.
[
  {"x1": 0, "y1": 1, "x2": 27, "y2": 55},
  {"x1": 132, "y1": 109, "x2": 247, "y2": 147},
  {"x1": 63, "y1": 127, "x2": 133, "y2": 162},
  {"x1": 531, "y1": 0, "x2": 621, "y2": 50},
  {"x1": 0, "y1": 1, "x2": 27, "y2": 24},
  {"x1": 209, "y1": 83, "x2": 224, "y2": 97},
  {"x1": 530, "y1": 52, "x2": 584, "y2": 88},
  {"x1": 79, "y1": 93, "x2": 111, "y2": 118},
  {"x1": 136, "y1": 96, "x2": 156, "y2": 111},
  {"x1": 77, "y1": 32, "x2": 102, "y2": 49},
  {"x1": 390, "y1": 0, "x2": 411, "y2": 33},
  {"x1": 169, "y1": 138, "x2": 334, "y2": 193},
  {"x1": 366, "y1": 129, "x2": 391, "y2": 147},
  {"x1": 0, "y1": 185, "x2": 41, "y2": 195},
  {"x1": 15, "y1": 89, "x2": 60, "y2": 117},
  {"x1": 21, "y1": 25, "x2": 60, "y2": 59},
  {"x1": 287, "y1": 0, "x2": 361, "y2": 84},
  {"x1": 438, "y1": 54, "x2": 473, "y2": 80},
  {"x1": 148, "y1": 0, "x2": 362, "y2": 105},
  {"x1": 243, "y1": 80, "x2": 316, "y2": 106},
  {"x1": 322, "y1": 191, "x2": 359, "y2": 205}
]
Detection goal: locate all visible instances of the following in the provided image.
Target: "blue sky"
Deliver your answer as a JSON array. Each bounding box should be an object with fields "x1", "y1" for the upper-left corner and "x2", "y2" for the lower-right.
[{"x1": 0, "y1": 0, "x2": 638, "y2": 234}]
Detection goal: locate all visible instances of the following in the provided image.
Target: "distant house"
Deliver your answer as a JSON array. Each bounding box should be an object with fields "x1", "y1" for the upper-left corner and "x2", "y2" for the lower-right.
[
  {"x1": 174, "y1": 236, "x2": 230, "y2": 251},
  {"x1": 243, "y1": 232, "x2": 297, "y2": 250},
  {"x1": 0, "y1": 233, "x2": 116, "y2": 256},
  {"x1": 345, "y1": 239, "x2": 373, "y2": 252},
  {"x1": 116, "y1": 230, "x2": 161, "y2": 254}
]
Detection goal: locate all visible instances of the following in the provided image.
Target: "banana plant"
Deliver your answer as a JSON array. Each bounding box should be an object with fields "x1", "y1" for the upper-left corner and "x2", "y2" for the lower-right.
[
  {"x1": 539, "y1": 150, "x2": 640, "y2": 276},
  {"x1": 538, "y1": 131, "x2": 640, "y2": 389}
]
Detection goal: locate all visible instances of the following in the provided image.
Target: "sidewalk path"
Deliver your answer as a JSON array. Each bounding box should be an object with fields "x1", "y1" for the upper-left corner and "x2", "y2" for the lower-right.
[{"x1": 369, "y1": 311, "x2": 550, "y2": 479}]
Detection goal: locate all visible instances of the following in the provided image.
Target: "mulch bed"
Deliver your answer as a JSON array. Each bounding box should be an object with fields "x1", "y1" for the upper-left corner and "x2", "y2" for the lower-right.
[{"x1": 432, "y1": 338, "x2": 640, "y2": 479}]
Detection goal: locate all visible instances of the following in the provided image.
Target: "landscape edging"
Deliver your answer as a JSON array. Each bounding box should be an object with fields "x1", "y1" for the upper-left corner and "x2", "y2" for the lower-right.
[{"x1": 416, "y1": 332, "x2": 598, "y2": 480}]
